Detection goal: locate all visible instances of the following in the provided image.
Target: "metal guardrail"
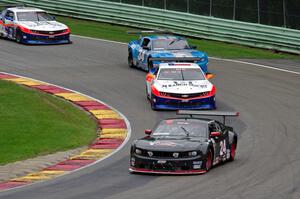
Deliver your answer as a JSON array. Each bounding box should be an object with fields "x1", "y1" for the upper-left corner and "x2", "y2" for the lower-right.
[{"x1": 1, "y1": 0, "x2": 300, "y2": 54}]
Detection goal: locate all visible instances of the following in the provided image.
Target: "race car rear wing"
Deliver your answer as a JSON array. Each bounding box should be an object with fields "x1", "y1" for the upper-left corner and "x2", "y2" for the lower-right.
[
  {"x1": 177, "y1": 110, "x2": 239, "y2": 125},
  {"x1": 149, "y1": 57, "x2": 203, "y2": 62},
  {"x1": 127, "y1": 30, "x2": 173, "y2": 35}
]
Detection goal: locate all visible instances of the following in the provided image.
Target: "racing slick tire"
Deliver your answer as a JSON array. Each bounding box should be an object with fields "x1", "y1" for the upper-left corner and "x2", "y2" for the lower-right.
[
  {"x1": 150, "y1": 94, "x2": 157, "y2": 111},
  {"x1": 147, "y1": 58, "x2": 153, "y2": 72},
  {"x1": 128, "y1": 50, "x2": 135, "y2": 68},
  {"x1": 229, "y1": 142, "x2": 237, "y2": 161},
  {"x1": 15, "y1": 29, "x2": 23, "y2": 44},
  {"x1": 146, "y1": 86, "x2": 150, "y2": 100},
  {"x1": 205, "y1": 148, "x2": 213, "y2": 172}
]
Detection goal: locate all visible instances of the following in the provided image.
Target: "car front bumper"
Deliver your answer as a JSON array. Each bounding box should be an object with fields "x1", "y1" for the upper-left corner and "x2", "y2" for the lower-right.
[
  {"x1": 152, "y1": 95, "x2": 216, "y2": 110},
  {"x1": 130, "y1": 155, "x2": 206, "y2": 175},
  {"x1": 21, "y1": 33, "x2": 70, "y2": 44}
]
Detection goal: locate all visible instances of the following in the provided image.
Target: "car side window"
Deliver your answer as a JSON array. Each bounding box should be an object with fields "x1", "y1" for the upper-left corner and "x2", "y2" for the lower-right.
[
  {"x1": 5, "y1": 11, "x2": 14, "y2": 20},
  {"x1": 214, "y1": 122, "x2": 222, "y2": 133},
  {"x1": 217, "y1": 121, "x2": 226, "y2": 132},
  {"x1": 153, "y1": 68, "x2": 159, "y2": 76},
  {"x1": 141, "y1": 38, "x2": 150, "y2": 48},
  {"x1": 209, "y1": 122, "x2": 221, "y2": 133},
  {"x1": 209, "y1": 123, "x2": 217, "y2": 133}
]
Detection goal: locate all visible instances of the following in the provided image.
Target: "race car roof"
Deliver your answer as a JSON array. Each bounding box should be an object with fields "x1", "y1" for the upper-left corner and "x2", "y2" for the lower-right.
[
  {"x1": 159, "y1": 63, "x2": 201, "y2": 69},
  {"x1": 8, "y1": 7, "x2": 45, "y2": 13}
]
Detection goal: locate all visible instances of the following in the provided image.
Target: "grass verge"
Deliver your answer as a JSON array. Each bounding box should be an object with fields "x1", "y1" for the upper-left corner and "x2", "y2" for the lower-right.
[
  {"x1": 58, "y1": 16, "x2": 299, "y2": 59},
  {"x1": 0, "y1": 80, "x2": 97, "y2": 165}
]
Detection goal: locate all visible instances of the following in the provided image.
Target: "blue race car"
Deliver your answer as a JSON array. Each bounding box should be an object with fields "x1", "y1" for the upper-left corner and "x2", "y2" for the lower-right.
[{"x1": 128, "y1": 31, "x2": 208, "y2": 73}]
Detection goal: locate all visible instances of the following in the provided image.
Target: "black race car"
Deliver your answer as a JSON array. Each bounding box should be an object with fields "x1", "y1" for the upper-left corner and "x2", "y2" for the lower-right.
[{"x1": 129, "y1": 110, "x2": 239, "y2": 174}]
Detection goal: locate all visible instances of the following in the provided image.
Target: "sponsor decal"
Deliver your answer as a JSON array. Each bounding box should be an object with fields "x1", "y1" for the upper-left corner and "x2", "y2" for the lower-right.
[
  {"x1": 173, "y1": 152, "x2": 179, "y2": 158},
  {"x1": 149, "y1": 141, "x2": 181, "y2": 147},
  {"x1": 161, "y1": 81, "x2": 207, "y2": 89}
]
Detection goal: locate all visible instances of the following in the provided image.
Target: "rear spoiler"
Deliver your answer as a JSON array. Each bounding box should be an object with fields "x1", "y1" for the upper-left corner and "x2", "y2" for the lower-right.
[
  {"x1": 0, "y1": 3, "x2": 25, "y2": 9},
  {"x1": 127, "y1": 30, "x2": 173, "y2": 39},
  {"x1": 149, "y1": 57, "x2": 202, "y2": 62},
  {"x1": 127, "y1": 30, "x2": 173, "y2": 35},
  {"x1": 177, "y1": 110, "x2": 239, "y2": 125}
]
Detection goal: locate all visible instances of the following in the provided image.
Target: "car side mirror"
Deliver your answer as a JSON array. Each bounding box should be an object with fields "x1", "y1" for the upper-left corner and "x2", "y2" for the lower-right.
[
  {"x1": 51, "y1": 15, "x2": 56, "y2": 20},
  {"x1": 146, "y1": 73, "x2": 155, "y2": 82},
  {"x1": 190, "y1": 45, "x2": 197, "y2": 49},
  {"x1": 145, "y1": 129, "x2": 152, "y2": 135},
  {"x1": 210, "y1": 132, "x2": 221, "y2": 137},
  {"x1": 206, "y1": 73, "x2": 214, "y2": 80}
]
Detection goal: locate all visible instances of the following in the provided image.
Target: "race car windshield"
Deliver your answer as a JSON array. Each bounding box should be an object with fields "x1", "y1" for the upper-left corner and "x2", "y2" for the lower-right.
[
  {"x1": 158, "y1": 68, "x2": 205, "y2": 80},
  {"x1": 17, "y1": 12, "x2": 53, "y2": 21},
  {"x1": 153, "y1": 120, "x2": 207, "y2": 137},
  {"x1": 152, "y1": 39, "x2": 189, "y2": 50}
]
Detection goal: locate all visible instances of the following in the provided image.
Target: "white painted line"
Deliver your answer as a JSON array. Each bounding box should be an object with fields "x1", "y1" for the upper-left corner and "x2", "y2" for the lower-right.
[
  {"x1": 72, "y1": 34, "x2": 300, "y2": 75},
  {"x1": 0, "y1": 71, "x2": 131, "y2": 193},
  {"x1": 210, "y1": 57, "x2": 300, "y2": 75},
  {"x1": 72, "y1": 35, "x2": 127, "y2": 46}
]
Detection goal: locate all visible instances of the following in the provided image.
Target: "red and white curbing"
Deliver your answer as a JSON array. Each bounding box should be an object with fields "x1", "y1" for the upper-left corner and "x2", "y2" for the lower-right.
[{"x1": 0, "y1": 72, "x2": 130, "y2": 192}]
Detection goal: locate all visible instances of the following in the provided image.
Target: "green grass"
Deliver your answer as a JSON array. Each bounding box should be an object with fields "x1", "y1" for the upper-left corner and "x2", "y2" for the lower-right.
[
  {"x1": 0, "y1": 80, "x2": 97, "y2": 165},
  {"x1": 58, "y1": 16, "x2": 299, "y2": 59}
]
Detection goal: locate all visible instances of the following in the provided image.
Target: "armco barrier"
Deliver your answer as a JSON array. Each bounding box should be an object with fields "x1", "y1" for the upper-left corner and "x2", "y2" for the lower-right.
[{"x1": 1, "y1": 0, "x2": 300, "y2": 54}]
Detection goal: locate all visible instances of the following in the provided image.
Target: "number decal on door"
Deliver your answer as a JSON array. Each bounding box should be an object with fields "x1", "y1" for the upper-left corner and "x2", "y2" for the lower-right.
[
  {"x1": 220, "y1": 140, "x2": 227, "y2": 157},
  {"x1": 138, "y1": 49, "x2": 146, "y2": 62}
]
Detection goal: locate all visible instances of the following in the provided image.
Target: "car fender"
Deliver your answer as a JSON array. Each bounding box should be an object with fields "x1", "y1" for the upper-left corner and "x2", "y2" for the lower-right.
[
  {"x1": 128, "y1": 40, "x2": 140, "y2": 63},
  {"x1": 228, "y1": 130, "x2": 237, "y2": 146}
]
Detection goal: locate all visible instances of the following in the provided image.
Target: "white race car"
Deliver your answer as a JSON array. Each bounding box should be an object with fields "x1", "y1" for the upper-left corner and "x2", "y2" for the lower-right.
[
  {"x1": 146, "y1": 63, "x2": 216, "y2": 110},
  {"x1": 0, "y1": 5, "x2": 70, "y2": 44}
]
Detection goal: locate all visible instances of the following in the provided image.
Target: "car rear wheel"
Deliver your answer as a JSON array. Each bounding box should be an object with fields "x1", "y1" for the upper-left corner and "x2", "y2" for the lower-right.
[
  {"x1": 128, "y1": 50, "x2": 135, "y2": 68},
  {"x1": 229, "y1": 142, "x2": 236, "y2": 161},
  {"x1": 205, "y1": 149, "x2": 213, "y2": 172},
  {"x1": 147, "y1": 59, "x2": 153, "y2": 72}
]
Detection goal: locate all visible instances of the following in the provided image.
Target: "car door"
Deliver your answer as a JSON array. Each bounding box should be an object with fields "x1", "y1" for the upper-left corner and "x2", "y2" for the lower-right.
[
  {"x1": 209, "y1": 122, "x2": 226, "y2": 164},
  {"x1": 3, "y1": 10, "x2": 15, "y2": 39},
  {"x1": 138, "y1": 38, "x2": 151, "y2": 70}
]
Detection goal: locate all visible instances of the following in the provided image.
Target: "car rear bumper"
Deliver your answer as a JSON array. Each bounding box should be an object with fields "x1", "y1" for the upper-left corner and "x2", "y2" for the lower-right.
[
  {"x1": 21, "y1": 33, "x2": 70, "y2": 44},
  {"x1": 152, "y1": 95, "x2": 216, "y2": 110}
]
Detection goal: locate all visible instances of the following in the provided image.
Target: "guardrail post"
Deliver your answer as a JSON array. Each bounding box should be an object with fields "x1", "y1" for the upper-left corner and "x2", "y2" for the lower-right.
[
  {"x1": 164, "y1": 0, "x2": 166, "y2": 10},
  {"x1": 257, "y1": 0, "x2": 260, "y2": 24},
  {"x1": 209, "y1": 0, "x2": 212, "y2": 16},
  {"x1": 187, "y1": 0, "x2": 190, "y2": 13},
  {"x1": 233, "y1": 0, "x2": 236, "y2": 20},
  {"x1": 282, "y1": 0, "x2": 286, "y2": 27}
]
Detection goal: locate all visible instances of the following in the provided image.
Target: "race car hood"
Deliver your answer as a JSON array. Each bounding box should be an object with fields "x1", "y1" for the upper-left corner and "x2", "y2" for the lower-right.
[
  {"x1": 135, "y1": 137, "x2": 206, "y2": 151},
  {"x1": 153, "y1": 80, "x2": 212, "y2": 94},
  {"x1": 17, "y1": 21, "x2": 68, "y2": 31},
  {"x1": 150, "y1": 49, "x2": 206, "y2": 59}
]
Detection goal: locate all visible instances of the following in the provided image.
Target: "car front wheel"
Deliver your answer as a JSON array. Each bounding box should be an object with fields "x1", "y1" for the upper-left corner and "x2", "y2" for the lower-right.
[
  {"x1": 205, "y1": 149, "x2": 213, "y2": 172},
  {"x1": 15, "y1": 30, "x2": 23, "y2": 43},
  {"x1": 229, "y1": 142, "x2": 236, "y2": 161}
]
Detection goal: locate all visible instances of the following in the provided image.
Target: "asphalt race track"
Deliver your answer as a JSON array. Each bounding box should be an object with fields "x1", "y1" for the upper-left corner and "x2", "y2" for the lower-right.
[{"x1": 0, "y1": 36, "x2": 299, "y2": 199}]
